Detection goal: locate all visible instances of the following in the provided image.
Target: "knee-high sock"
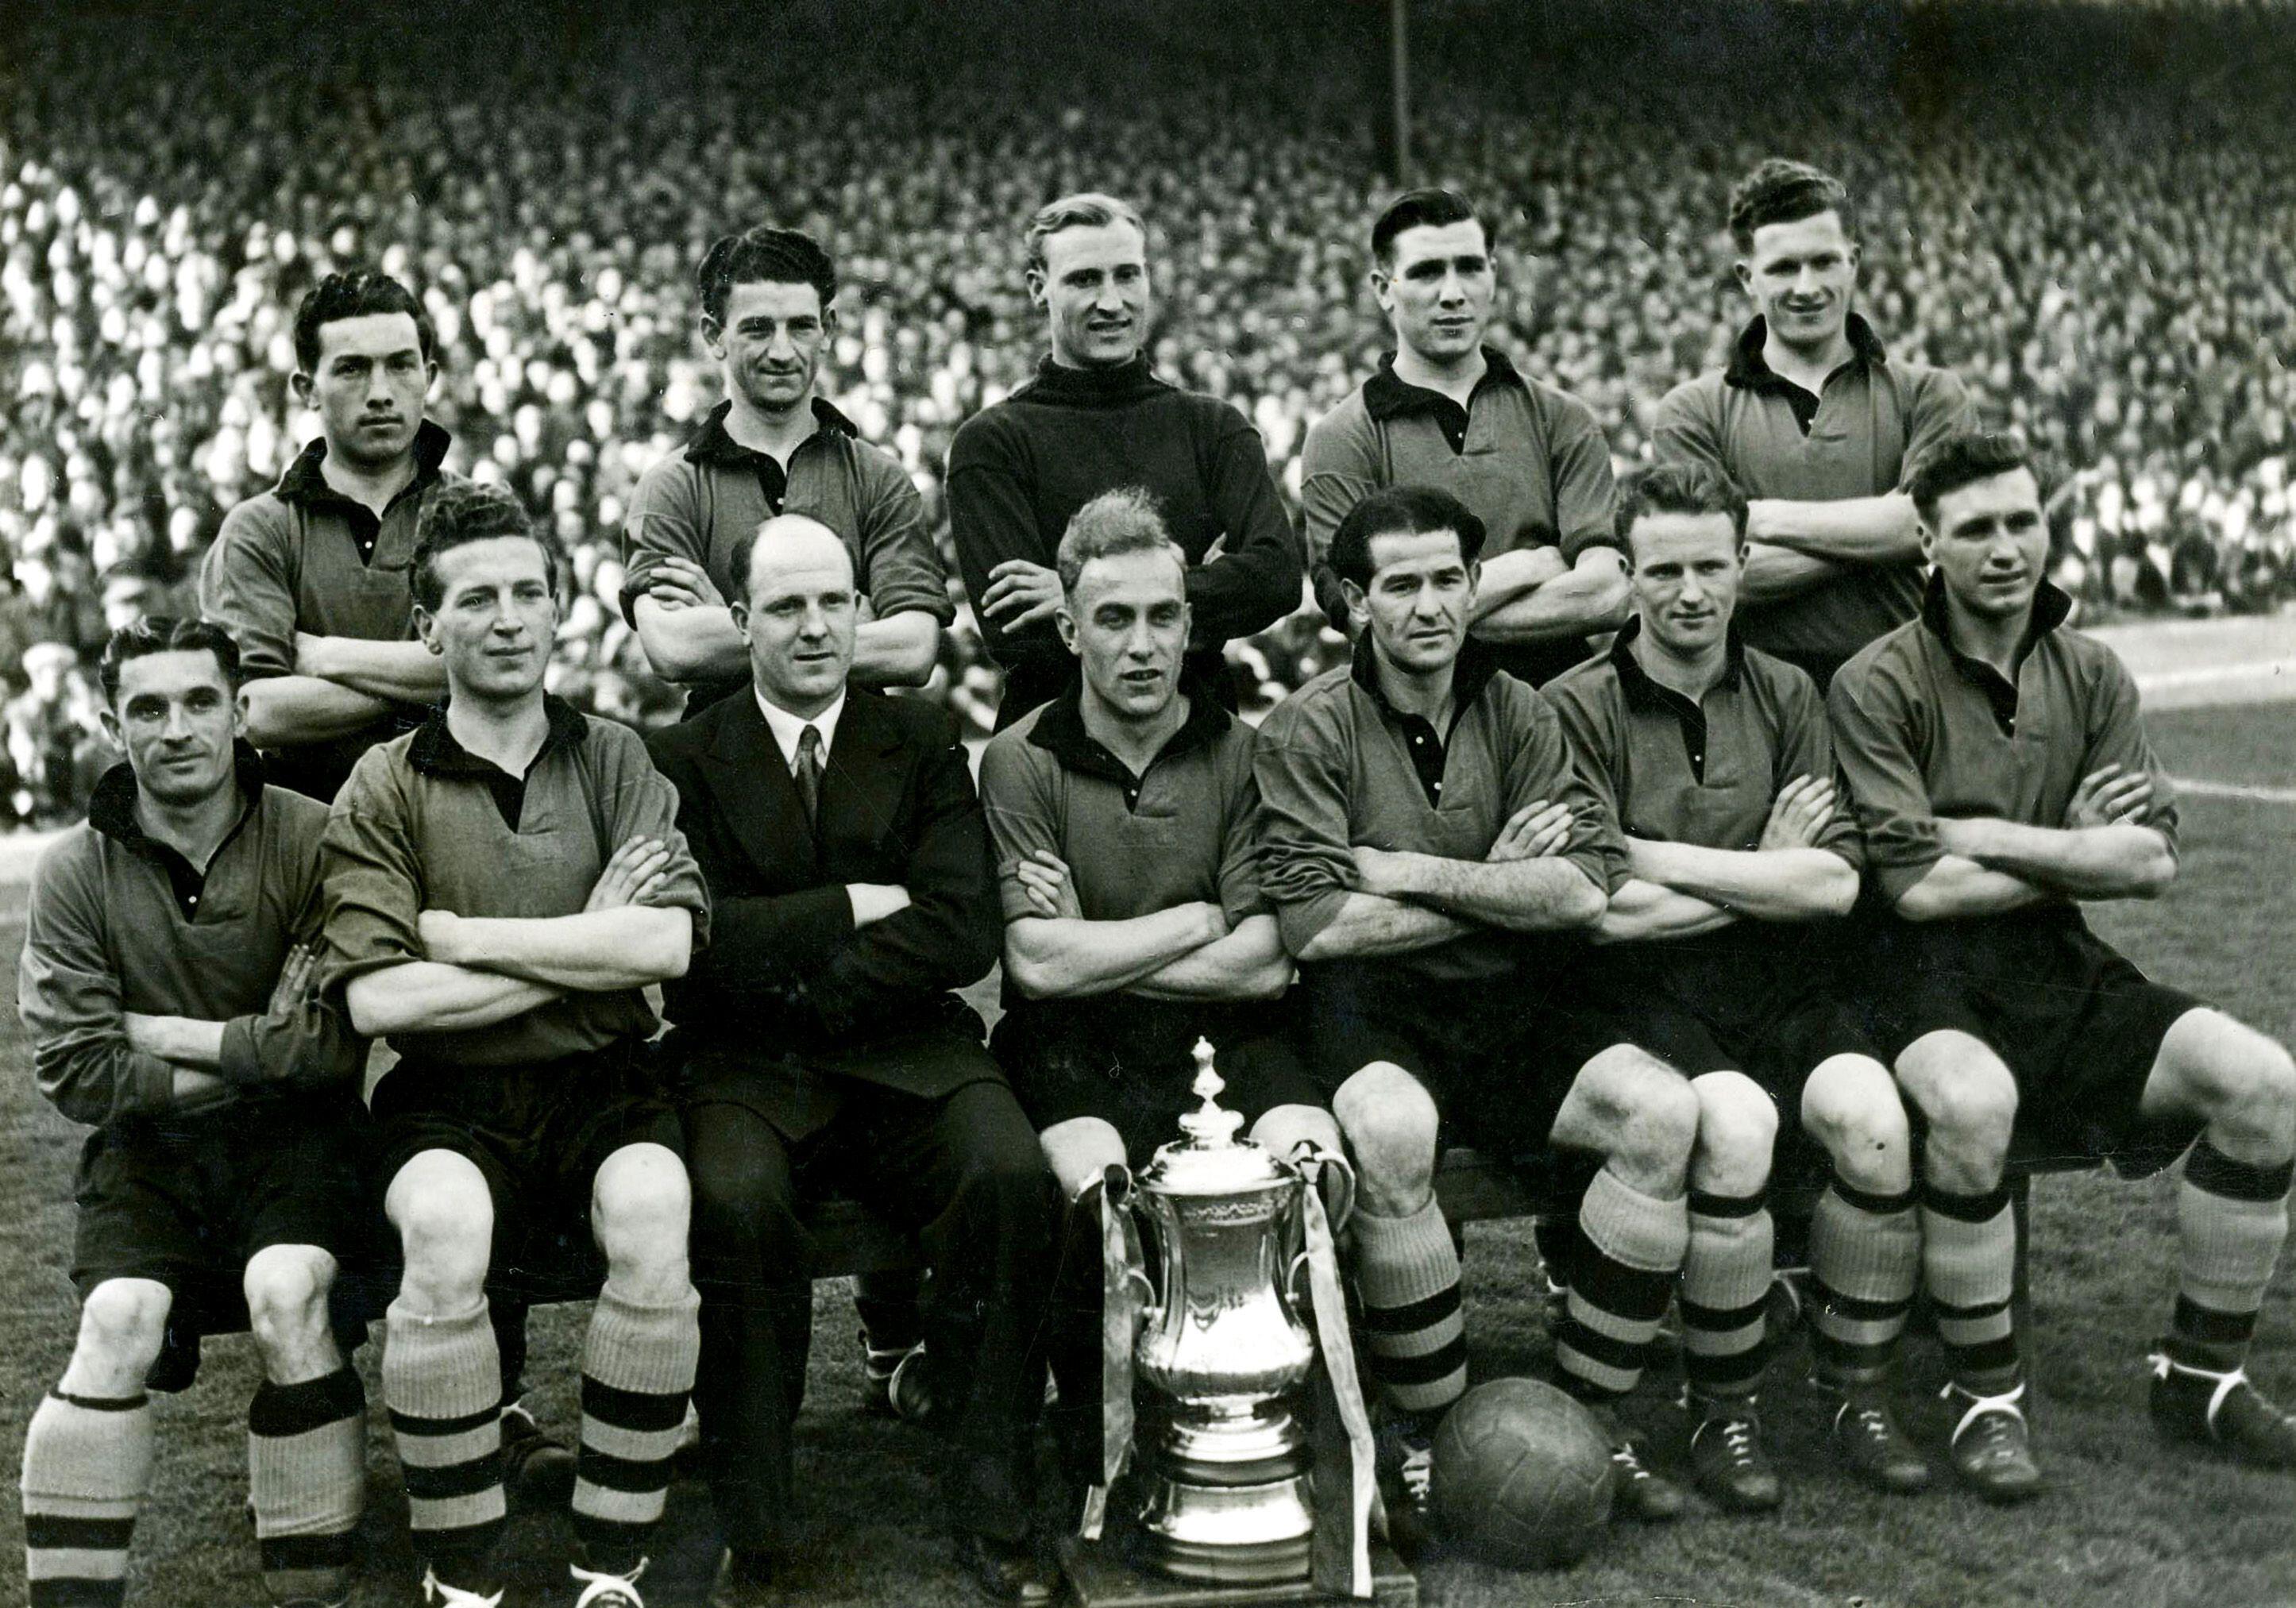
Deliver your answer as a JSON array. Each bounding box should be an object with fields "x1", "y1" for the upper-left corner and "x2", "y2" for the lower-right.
[
  {"x1": 384, "y1": 1298, "x2": 504, "y2": 1589},
  {"x1": 1681, "y1": 1191, "x2": 1773, "y2": 1400},
  {"x1": 1920, "y1": 1183, "x2": 2020, "y2": 1394},
  {"x1": 22, "y1": 1391, "x2": 155, "y2": 1608},
  {"x1": 1555, "y1": 1169, "x2": 1689, "y2": 1404},
  {"x1": 2171, "y1": 1142, "x2": 2295, "y2": 1370},
  {"x1": 573, "y1": 1282, "x2": 701, "y2": 1575},
  {"x1": 1808, "y1": 1176, "x2": 1918, "y2": 1384},
  {"x1": 249, "y1": 1367, "x2": 365, "y2": 1605},
  {"x1": 1352, "y1": 1196, "x2": 1467, "y2": 1421}
]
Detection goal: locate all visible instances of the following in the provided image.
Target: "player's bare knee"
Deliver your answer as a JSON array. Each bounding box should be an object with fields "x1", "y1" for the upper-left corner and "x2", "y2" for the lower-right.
[
  {"x1": 1691, "y1": 1071, "x2": 1777, "y2": 1195},
  {"x1": 1333, "y1": 1063, "x2": 1438, "y2": 1213},
  {"x1": 1250, "y1": 1104, "x2": 1344, "y2": 1165},
  {"x1": 242, "y1": 1244, "x2": 334, "y2": 1337},
  {"x1": 388, "y1": 1155, "x2": 493, "y2": 1310},
  {"x1": 1560, "y1": 1046, "x2": 1697, "y2": 1191},
  {"x1": 73, "y1": 1279, "x2": 172, "y2": 1380},
  {"x1": 1802, "y1": 1055, "x2": 1912, "y2": 1191},
  {"x1": 2171, "y1": 1014, "x2": 2296, "y2": 1159},
  {"x1": 594, "y1": 1143, "x2": 693, "y2": 1293},
  {"x1": 1040, "y1": 1117, "x2": 1128, "y2": 1201}
]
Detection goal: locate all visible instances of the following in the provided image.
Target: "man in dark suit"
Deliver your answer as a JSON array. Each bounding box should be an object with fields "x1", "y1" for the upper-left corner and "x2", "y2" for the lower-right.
[{"x1": 646, "y1": 513, "x2": 1059, "y2": 1607}]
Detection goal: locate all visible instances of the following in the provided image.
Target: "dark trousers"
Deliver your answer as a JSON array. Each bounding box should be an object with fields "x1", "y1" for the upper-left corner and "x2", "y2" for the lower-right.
[{"x1": 683, "y1": 1080, "x2": 1057, "y2": 1550}]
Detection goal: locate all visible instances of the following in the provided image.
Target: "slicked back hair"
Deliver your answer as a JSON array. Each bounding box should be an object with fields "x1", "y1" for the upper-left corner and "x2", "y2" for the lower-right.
[
  {"x1": 697, "y1": 226, "x2": 839, "y2": 326},
  {"x1": 1025, "y1": 193, "x2": 1147, "y2": 275},
  {"x1": 411, "y1": 480, "x2": 551, "y2": 611},
  {"x1": 1615, "y1": 462, "x2": 1750, "y2": 557},
  {"x1": 98, "y1": 616, "x2": 241, "y2": 705},
  {"x1": 1370, "y1": 188, "x2": 1485, "y2": 266},
  {"x1": 1727, "y1": 159, "x2": 1856, "y2": 253},
  {"x1": 293, "y1": 270, "x2": 435, "y2": 374},
  {"x1": 1055, "y1": 488, "x2": 1187, "y2": 596},
  {"x1": 1329, "y1": 484, "x2": 1487, "y2": 591},
  {"x1": 1905, "y1": 430, "x2": 2048, "y2": 528}
]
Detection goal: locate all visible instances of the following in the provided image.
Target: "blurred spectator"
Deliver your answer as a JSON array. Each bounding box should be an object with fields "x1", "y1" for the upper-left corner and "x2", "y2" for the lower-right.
[{"x1": 1, "y1": 0, "x2": 2292, "y2": 825}]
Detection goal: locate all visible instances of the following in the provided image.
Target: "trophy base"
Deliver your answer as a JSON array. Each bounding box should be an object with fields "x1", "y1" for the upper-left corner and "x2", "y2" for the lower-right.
[{"x1": 1060, "y1": 1532, "x2": 1418, "y2": 1607}]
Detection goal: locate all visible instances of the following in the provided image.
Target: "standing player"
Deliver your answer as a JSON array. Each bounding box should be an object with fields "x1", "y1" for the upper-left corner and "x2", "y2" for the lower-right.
[
  {"x1": 1653, "y1": 160, "x2": 1974, "y2": 691},
  {"x1": 1831, "y1": 430, "x2": 2296, "y2": 1498},
  {"x1": 322, "y1": 483, "x2": 708, "y2": 1607},
  {"x1": 622, "y1": 226, "x2": 954, "y2": 715},
  {"x1": 1252, "y1": 484, "x2": 1705, "y2": 1534},
  {"x1": 947, "y1": 192, "x2": 1303, "y2": 729},
  {"x1": 18, "y1": 619, "x2": 367, "y2": 1608},
  {"x1": 201, "y1": 270, "x2": 457, "y2": 801},
  {"x1": 646, "y1": 515, "x2": 1056, "y2": 1607},
  {"x1": 978, "y1": 488, "x2": 1341, "y2": 1497},
  {"x1": 1302, "y1": 188, "x2": 1628, "y2": 688},
  {"x1": 1545, "y1": 463, "x2": 1931, "y2": 1506}
]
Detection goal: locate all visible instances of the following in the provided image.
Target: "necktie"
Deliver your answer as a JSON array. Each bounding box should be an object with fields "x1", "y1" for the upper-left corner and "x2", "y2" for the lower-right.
[{"x1": 793, "y1": 723, "x2": 824, "y2": 828}]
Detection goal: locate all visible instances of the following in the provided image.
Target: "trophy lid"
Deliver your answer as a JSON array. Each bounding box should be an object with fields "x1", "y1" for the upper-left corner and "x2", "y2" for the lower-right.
[{"x1": 1137, "y1": 1039, "x2": 1294, "y2": 1196}]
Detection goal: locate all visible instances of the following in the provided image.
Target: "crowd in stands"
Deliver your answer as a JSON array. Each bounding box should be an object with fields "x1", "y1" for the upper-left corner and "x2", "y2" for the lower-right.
[{"x1": 2, "y1": 0, "x2": 2290, "y2": 823}]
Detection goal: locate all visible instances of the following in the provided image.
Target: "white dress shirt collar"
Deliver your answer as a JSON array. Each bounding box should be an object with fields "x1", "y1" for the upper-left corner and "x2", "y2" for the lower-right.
[{"x1": 755, "y1": 688, "x2": 847, "y2": 770}]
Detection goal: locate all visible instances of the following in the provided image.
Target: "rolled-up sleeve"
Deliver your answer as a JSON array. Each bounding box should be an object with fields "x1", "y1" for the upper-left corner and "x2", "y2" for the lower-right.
[
  {"x1": 854, "y1": 452, "x2": 956, "y2": 627},
  {"x1": 18, "y1": 843, "x2": 178, "y2": 1124},
  {"x1": 618, "y1": 459, "x2": 707, "y2": 627},
  {"x1": 1550, "y1": 398, "x2": 1624, "y2": 564},
  {"x1": 2082, "y1": 650, "x2": 2178, "y2": 862},
  {"x1": 199, "y1": 500, "x2": 299, "y2": 679},
  {"x1": 318, "y1": 756, "x2": 427, "y2": 992},
  {"x1": 1300, "y1": 402, "x2": 1380, "y2": 633},
  {"x1": 979, "y1": 731, "x2": 1064, "y2": 925},
  {"x1": 1650, "y1": 380, "x2": 1734, "y2": 485},
  {"x1": 1507, "y1": 686, "x2": 1628, "y2": 895},
  {"x1": 217, "y1": 808, "x2": 366, "y2": 1089},
  {"x1": 1544, "y1": 682, "x2": 1635, "y2": 896},
  {"x1": 1827, "y1": 656, "x2": 1939, "y2": 902},
  {"x1": 1773, "y1": 670, "x2": 1866, "y2": 873},
  {"x1": 1251, "y1": 697, "x2": 1360, "y2": 957},
  {"x1": 594, "y1": 724, "x2": 712, "y2": 949}
]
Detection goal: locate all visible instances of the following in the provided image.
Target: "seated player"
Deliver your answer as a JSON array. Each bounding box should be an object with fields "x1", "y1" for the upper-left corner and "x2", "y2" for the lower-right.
[
  {"x1": 978, "y1": 488, "x2": 1345, "y2": 1494},
  {"x1": 1831, "y1": 430, "x2": 2296, "y2": 1499},
  {"x1": 645, "y1": 515, "x2": 1057, "y2": 1608},
  {"x1": 18, "y1": 619, "x2": 367, "y2": 1608},
  {"x1": 1545, "y1": 463, "x2": 1930, "y2": 1508},
  {"x1": 1252, "y1": 484, "x2": 1710, "y2": 1536},
  {"x1": 321, "y1": 483, "x2": 708, "y2": 1608}
]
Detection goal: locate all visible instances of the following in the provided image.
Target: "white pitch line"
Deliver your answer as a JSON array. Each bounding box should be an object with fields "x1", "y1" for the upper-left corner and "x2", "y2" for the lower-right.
[{"x1": 2173, "y1": 776, "x2": 2296, "y2": 804}]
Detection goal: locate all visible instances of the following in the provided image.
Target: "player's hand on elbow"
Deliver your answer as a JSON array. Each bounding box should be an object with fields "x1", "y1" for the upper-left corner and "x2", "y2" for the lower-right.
[
  {"x1": 1488, "y1": 800, "x2": 1572, "y2": 862},
  {"x1": 262, "y1": 943, "x2": 322, "y2": 1032},
  {"x1": 847, "y1": 882, "x2": 915, "y2": 927},
  {"x1": 1760, "y1": 774, "x2": 1838, "y2": 850},
  {"x1": 2065, "y1": 763, "x2": 2152, "y2": 831},
  {"x1": 981, "y1": 560, "x2": 1063, "y2": 628},
  {"x1": 1012, "y1": 850, "x2": 1082, "y2": 920},
  {"x1": 585, "y1": 836, "x2": 674, "y2": 911},
  {"x1": 646, "y1": 557, "x2": 725, "y2": 612}
]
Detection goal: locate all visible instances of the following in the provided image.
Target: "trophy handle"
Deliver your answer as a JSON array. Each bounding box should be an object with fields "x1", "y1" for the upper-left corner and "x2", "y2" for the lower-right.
[
  {"x1": 1288, "y1": 1140, "x2": 1358, "y2": 1236},
  {"x1": 1284, "y1": 1247, "x2": 1314, "y2": 1309}
]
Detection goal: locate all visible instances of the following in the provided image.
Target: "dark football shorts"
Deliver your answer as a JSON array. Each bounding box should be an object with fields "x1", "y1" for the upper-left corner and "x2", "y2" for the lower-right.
[
  {"x1": 1858, "y1": 906, "x2": 2206, "y2": 1178},
  {"x1": 371, "y1": 1037, "x2": 685, "y2": 1299},
  {"x1": 71, "y1": 1092, "x2": 370, "y2": 1387},
  {"x1": 990, "y1": 993, "x2": 1325, "y2": 1163},
  {"x1": 1291, "y1": 955, "x2": 1624, "y2": 1162}
]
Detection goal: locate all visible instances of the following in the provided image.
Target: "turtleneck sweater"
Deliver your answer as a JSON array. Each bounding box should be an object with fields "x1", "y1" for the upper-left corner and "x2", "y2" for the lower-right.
[{"x1": 947, "y1": 353, "x2": 1304, "y2": 729}]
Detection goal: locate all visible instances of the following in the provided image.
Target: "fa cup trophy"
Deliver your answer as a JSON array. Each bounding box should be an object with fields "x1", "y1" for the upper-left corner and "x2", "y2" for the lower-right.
[{"x1": 1066, "y1": 1039, "x2": 1414, "y2": 1605}]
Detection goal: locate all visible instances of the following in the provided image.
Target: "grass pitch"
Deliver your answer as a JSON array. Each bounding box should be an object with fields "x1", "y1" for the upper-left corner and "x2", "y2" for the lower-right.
[{"x1": 0, "y1": 700, "x2": 2290, "y2": 1607}]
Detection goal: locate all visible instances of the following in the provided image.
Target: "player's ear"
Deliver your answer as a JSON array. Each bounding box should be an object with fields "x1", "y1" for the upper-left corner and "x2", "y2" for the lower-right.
[
  {"x1": 728, "y1": 598, "x2": 751, "y2": 642},
  {"x1": 1338, "y1": 577, "x2": 1368, "y2": 636},
  {"x1": 1025, "y1": 266, "x2": 1048, "y2": 310},
  {"x1": 1055, "y1": 602, "x2": 1079, "y2": 657},
  {"x1": 1733, "y1": 256, "x2": 1754, "y2": 297},
  {"x1": 820, "y1": 305, "x2": 840, "y2": 337},
  {"x1": 289, "y1": 369, "x2": 314, "y2": 408},
  {"x1": 412, "y1": 603, "x2": 442, "y2": 654},
  {"x1": 700, "y1": 314, "x2": 725, "y2": 356},
  {"x1": 98, "y1": 701, "x2": 122, "y2": 749}
]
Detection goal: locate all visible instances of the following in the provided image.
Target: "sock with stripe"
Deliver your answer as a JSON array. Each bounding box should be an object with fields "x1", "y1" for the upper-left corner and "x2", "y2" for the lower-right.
[
  {"x1": 2168, "y1": 1142, "x2": 2294, "y2": 1371},
  {"x1": 21, "y1": 1390, "x2": 155, "y2": 1608},
  {"x1": 1920, "y1": 1182, "x2": 2020, "y2": 1394},
  {"x1": 1808, "y1": 1175, "x2": 1918, "y2": 1384},
  {"x1": 249, "y1": 1366, "x2": 365, "y2": 1606},
  {"x1": 1681, "y1": 1190, "x2": 1773, "y2": 1401},
  {"x1": 1350, "y1": 1195, "x2": 1467, "y2": 1424},
  {"x1": 1555, "y1": 1168, "x2": 1689, "y2": 1405},
  {"x1": 573, "y1": 1281, "x2": 701, "y2": 1575},
  {"x1": 384, "y1": 1297, "x2": 504, "y2": 1594}
]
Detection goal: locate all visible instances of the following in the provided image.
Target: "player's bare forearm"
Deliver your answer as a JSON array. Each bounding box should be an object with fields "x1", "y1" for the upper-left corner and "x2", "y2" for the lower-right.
[
  {"x1": 631, "y1": 596, "x2": 749, "y2": 684},
  {"x1": 1892, "y1": 854, "x2": 2060, "y2": 922},
  {"x1": 1004, "y1": 903, "x2": 1226, "y2": 1000},
  {"x1": 1292, "y1": 893, "x2": 1475, "y2": 962},
  {"x1": 1938, "y1": 816, "x2": 2177, "y2": 900},
  {"x1": 851, "y1": 610, "x2": 940, "y2": 689},
  {"x1": 120, "y1": 1012, "x2": 228, "y2": 1069},
  {"x1": 239, "y1": 676, "x2": 393, "y2": 746},
  {"x1": 1593, "y1": 879, "x2": 1738, "y2": 944},
  {"x1": 1362, "y1": 849, "x2": 1607, "y2": 933},
  {"x1": 1739, "y1": 542, "x2": 1847, "y2": 603},
  {"x1": 298, "y1": 635, "x2": 449, "y2": 703},
  {"x1": 422, "y1": 906, "x2": 694, "y2": 990},
  {"x1": 1746, "y1": 492, "x2": 1921, "y2": 563},
  {"x1": 1468, "y1": 546, "x2": 1570, "y2": 613},
  {"x1": 1472, "y1": 552, "x2": 1630, "y2": 643},
  {"x1": 345, "y1": 962, "x2": 565, "y2": 1038},
  {"x1": 1129, "y1": 914, "x2": 1295, "y2": 1002},
  {"x1": 1627, "y1": 838, "x2": 1858, "y2": 921}
]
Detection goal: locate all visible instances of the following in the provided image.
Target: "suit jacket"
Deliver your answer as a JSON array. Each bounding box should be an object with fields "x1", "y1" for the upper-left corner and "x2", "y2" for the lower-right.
[{"x1": 646, "y1": 687, "x2": 1006, "y2": 1134}]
